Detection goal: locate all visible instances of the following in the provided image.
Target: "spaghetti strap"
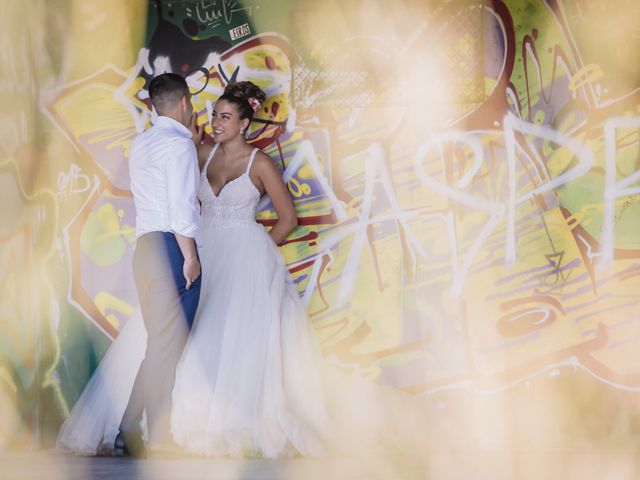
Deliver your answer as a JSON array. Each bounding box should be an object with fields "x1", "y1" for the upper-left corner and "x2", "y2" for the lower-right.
[
  {"x1": 202, "y1": 143, "x2": 220, "y2": 175},
  {"x1": 245, "y1": 148, "x2": 259, "y2": 175}
]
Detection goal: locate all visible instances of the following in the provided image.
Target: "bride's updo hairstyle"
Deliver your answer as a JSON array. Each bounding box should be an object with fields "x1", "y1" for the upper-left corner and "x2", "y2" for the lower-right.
[{"x1": 218, "y1": 81, "x2": 267, "y2": 124}]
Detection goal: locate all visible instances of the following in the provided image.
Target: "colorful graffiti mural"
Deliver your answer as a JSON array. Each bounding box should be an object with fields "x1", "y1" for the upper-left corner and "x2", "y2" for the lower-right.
[{"x1": 1, "y1": 0, "x2": 639, "y2": 449}]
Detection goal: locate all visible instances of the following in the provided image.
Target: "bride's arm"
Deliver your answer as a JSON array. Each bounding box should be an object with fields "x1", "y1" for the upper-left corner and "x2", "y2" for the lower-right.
[
  {"x1": 253, "y1": 152, "x2": 298, "y2": 245},
  {"x1": 189, "y1": 111, "x2": 211, "y2": 171}
]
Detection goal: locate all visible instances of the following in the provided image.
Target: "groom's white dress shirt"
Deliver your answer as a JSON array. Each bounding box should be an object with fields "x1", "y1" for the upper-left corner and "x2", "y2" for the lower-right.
[{"x1": 129, "y1": 116, "x2": 200, "y2": 238}]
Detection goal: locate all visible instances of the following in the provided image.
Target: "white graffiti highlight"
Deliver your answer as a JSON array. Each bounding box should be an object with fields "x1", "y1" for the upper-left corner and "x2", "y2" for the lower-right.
[
  {"x1": 268, "y1": 138, "x2": 348, "y2": 221},
  {"x1": 414, "y1": 130, "x2": 504, "y2": 297},
  {"x1": 114, "y1": 48, "x2": 153, "y2": 133},
  {"x1": 600, "y1": 115, "x2": 640, "y2": 264},
  {"x1": 504, "y1": 112, "x2": 594, "y2": 264},
  {"x1": 320, "y1": 143, "x2": 428, "y2": 306},
  {"x1": 56, "y1": 163, "x2": 92, "y2": 197}
]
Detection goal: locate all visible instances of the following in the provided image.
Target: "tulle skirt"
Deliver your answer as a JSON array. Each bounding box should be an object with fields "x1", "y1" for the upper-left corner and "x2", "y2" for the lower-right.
[
  {"x1": 171, "y1": 221, "x2": 329, "y2": 458},
  {"x1": 55, "y1": 311, "x2": 146, "y2": 455},
  {"x1": 56, "y1": 222, "x2": 429, "y2": 459}
]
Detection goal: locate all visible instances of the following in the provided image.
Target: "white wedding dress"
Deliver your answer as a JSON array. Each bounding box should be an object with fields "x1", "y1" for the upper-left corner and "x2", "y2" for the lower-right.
[
  {"x1": 57, "y1": 145, "x2": 427, "y2": 459},
  {"x1": 170, "y1": 145, "x2": 330, "y2": 457}
]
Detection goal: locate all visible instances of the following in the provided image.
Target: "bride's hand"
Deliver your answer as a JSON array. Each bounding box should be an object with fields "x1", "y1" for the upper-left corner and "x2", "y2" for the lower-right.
[{"x1": 189, "y1": 112, "x2": 204, "y2": 145}]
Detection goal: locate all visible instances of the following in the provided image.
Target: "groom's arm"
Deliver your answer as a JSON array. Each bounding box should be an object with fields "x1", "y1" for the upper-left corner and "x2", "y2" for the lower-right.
[
  {"x1": 166, "y1": 139, "x2": 201, "y2": 289},
  {"x1": 175, "y1": 234, "x2": 200, "y2": 289}
]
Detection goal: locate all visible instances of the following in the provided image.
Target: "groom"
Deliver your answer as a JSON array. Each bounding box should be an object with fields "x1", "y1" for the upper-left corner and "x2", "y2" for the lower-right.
[{"x1": 116, "y1": 73, "x2": 202, "y2": 457}]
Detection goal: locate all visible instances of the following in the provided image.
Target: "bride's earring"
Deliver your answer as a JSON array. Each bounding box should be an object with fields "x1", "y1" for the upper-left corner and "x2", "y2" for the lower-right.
[{"x1": 240, "y1": 128, "x2": 245, "y2": 136}]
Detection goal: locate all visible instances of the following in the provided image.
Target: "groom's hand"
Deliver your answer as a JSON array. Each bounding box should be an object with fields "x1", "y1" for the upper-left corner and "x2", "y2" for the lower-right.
[
  {"x1": 183, "y1": 257, "x2": 201, "y2": 290},
  {"x1": 189, "y1": 112, "x2": 204, "y2": 145}
]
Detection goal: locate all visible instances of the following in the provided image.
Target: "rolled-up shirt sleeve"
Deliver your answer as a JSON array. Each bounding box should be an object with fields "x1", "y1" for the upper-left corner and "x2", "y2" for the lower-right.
[{"x1": 165, "y1": 139, "x2": 200, "y2": 237}]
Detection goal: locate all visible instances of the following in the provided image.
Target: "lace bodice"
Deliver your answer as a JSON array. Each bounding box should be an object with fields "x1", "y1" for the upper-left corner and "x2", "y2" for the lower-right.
[{"x1": 198, "y1": 144, "x2": 261, "y2": 227}]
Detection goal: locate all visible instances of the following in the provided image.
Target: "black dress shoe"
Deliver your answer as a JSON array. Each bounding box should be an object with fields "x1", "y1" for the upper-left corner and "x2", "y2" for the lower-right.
[
  {"x1": 113, "y1": 432, "x2": 128, "y2": 456},
  {"x1": 114, "y1": 431, "x2": 146, "y2": 458}
]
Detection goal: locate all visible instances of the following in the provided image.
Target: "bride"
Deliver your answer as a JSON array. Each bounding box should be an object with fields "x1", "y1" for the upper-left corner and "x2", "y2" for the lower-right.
[
  {"x1": 170, "y1": 81, "x2": 330, "y2": 457},
  {"x1": 57, "y1": 81, "x2": 427, "y2": 459}
]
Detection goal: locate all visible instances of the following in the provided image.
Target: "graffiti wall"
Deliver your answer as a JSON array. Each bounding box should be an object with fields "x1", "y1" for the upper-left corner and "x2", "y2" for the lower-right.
[{"x1": 1, "y1": 0, "x2": 639, "y2": 449}]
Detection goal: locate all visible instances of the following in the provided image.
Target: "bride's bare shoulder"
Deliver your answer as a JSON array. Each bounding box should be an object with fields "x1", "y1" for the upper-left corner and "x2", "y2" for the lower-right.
[
  {"x1": 252, "y1": 150, "x2": 279, "y2": 170},
  {"x1": 197, "y1": 141, "x2": 216, "y2": 170}
]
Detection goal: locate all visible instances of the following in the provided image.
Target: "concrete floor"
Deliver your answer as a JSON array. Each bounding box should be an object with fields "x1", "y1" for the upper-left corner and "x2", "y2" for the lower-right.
[
  {"x1": 1, "y1": 451, "x2": 422, "y2": 480},
  {"x1": 2, "y1": 449, "x2": 640, "y2": 480}
]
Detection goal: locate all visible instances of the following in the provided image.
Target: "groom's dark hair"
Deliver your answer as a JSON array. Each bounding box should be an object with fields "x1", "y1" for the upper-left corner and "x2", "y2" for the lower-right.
[{"x1": 148, "y1": 73, "x2": 189, "y2": 115}]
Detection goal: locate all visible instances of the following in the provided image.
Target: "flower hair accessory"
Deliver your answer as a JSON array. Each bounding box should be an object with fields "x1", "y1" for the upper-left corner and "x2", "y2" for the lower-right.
[{"x1": 247, "y1": 97, "x2": 261, "y2": 113}]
